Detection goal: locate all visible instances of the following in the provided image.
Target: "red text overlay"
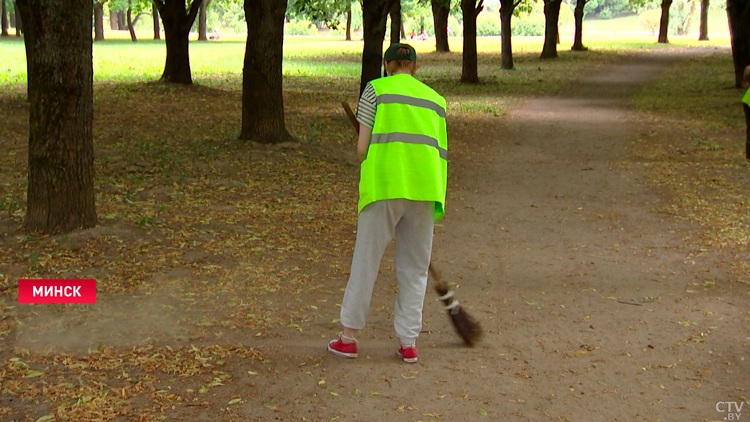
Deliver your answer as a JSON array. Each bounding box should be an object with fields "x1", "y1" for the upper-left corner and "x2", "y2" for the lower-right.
[{"x1": 18, "y1": 279, "x2": 97, "y2": 304}]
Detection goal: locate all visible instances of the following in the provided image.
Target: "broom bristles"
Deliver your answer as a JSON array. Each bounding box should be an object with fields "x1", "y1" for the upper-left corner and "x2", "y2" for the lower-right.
[{"x1": 429, "y1": 264, "x2": 483, "y2": 346}]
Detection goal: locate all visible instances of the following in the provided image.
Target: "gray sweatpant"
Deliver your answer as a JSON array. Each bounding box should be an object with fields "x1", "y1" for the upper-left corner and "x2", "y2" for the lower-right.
[{"x1": 340, "y1": 198, "x2": 435, "y2": 345}]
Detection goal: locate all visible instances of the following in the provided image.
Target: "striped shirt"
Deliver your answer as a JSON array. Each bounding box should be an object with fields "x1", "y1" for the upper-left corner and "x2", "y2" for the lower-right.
[{"x1": 356, "y1": 82, "x2": 377, "y2": 129}]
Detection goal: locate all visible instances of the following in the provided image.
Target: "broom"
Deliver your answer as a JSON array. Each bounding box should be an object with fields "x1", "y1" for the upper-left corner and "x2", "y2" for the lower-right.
[
  {"x1": 341, "y1": 101, "x2": 483, "y2": 346},
  {"x1": 429, "y1": 263, "x2": 483, "y2": 346}
]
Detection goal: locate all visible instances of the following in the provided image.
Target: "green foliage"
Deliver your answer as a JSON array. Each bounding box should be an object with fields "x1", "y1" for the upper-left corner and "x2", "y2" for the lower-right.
[
  {"x1": 287, "y1": 0, "x2": 351, "y2": 29},
  {"x1": 583, "y1": 0, "x2": 650, "y2": 18},
  {"x1": 476, "y1": 12, "x2": 501, "y2": 35},
  {"x1": 513, "y1": 13, "x2": 545, "y2": 35},
  {"x1": 448, "y1": 15, "x2": 462, "y2": 36},
  {"x1": 474, "y1": 9, "x2": 549, "y2": 36},
  {"x1": 284, "y1": 20, "x2": 319, "y2": 36},
  {"x1": 109, "y1": 0, "x2": 129, "y2": 12},
  {"x1": 669, "y1": 0, "x2": 698, "y2": 35}
]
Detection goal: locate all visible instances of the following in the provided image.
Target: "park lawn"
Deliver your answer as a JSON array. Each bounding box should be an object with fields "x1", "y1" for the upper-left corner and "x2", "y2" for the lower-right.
[
  {"x1": 631, "y1": 51, "x2": 750, "y2": 279},
  {"x1": 0, "y1": 35, "x2": 747, "y2": 420}
]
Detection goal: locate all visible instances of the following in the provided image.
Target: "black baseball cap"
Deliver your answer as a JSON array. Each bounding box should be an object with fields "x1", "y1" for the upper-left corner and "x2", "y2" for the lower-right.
[{"x1": 384, "y1": 43, "x2": 417, "y2": 62}]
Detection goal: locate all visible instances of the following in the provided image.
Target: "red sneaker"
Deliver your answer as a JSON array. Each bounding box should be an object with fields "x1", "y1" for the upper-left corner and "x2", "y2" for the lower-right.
[
  {"x1": 397, "y1": 345, "x2": 418, "y2": 363},
  {"x1": 328, "y1": 337, "x2": 358, "y2": 358}
]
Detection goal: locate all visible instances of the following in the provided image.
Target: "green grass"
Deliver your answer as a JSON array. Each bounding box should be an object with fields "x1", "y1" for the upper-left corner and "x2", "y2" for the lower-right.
[
  {"x1": 0, "y1": 20, "x2": 732, "y2": 89},
  {"x1": 631, "y1": 49, "x2": 750, "y2": 253},
  {"x1": 633, "y1": 52, "x2": 740, "y2": 129}
]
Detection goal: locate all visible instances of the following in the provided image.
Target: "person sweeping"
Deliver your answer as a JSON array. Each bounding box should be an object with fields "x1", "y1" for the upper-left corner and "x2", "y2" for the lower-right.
[{"x1": 327, "y1": 43, "x2": 448, "y2": 363}]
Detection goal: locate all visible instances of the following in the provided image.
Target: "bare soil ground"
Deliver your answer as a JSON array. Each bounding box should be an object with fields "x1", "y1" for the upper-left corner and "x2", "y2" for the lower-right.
[{"x1": 2, "y1": 49, "x2": 749, "y2": 422}]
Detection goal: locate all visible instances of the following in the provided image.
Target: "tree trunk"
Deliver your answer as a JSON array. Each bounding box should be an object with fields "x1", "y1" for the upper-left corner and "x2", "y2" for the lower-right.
[
  {"x1": 727, "y1": 0, "x2": 750, "y2": 87},
  {"x1": 360, "y1": 0, "x2": 393, "y2": 93},
  {"x1": 110, "y1": 9, "x2": 118, "y2": 30},
  {"x1": 127, "y1": 7, "x2": 137, "y2": 41},
  {"x1": 431, "y1": 0, "x2": 450, "y2": 52},
  {"x1": 15, "y1": 4, "x2": 22, "y2": 36},
  {"x1": 156, "y1": 0, "x2": 201, "y2": 84},
  {"x1": 390, "y1": 0, "x2": 401, "y2": 43},
  {"x1": 240, "y1": 0, "x2": 293, "y2": 144},
  {"x1": 94, "y1": 2, "x2": 105, "y2": 41},
  {"x1": 153, "y1": 3, "x2": 161, "y2": 39},
  {"x1": 118, "y1": 10, "x2": 127, "y2": 30},
  {"x1": 10, "y1": 4, "x2": 16, "y2": 28},
  {"x1": 572, "y1": 0, "x2": 587, "y2": 50},
  {"x1": 198, "y1": 0, "x2": 207, "y2": 41},
  {"x1": 678, "y1": 0, "x2": 696, "y2": 35},
  {"x1": 15, "y1": 0, "x2": 97, "y2": 234},
  {"x1": 657, "y1": 0, "x2": 672, "y2": 43},
  {"x1": 541, "y1": 0, "x2": 562, "y2": 58},
  {"x1": 699, "y1": 0, "x2": 709, "y2": 40},
  {"x1": 1, "y1": 0, "x2": 9, "y2": 36},
  {"x1": 500, "y1": 0, "x2": 515, "y2": 70},
  {"x1": 460, "y1": 0, "x2": 482, "y2": 83},
  {"x1": 346, "y1": 5, "x2": 352, "y2": 40}
]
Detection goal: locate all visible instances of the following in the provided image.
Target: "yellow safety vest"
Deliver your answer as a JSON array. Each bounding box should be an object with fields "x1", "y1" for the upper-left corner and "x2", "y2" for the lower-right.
[{"x1": 359, "y1": 74, "x2": 448, "y2": 221}]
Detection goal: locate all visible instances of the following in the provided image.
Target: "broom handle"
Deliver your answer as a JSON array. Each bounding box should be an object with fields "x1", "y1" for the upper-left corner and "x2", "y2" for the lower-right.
[
  {"x1": 341, "y1": 101, "x2": 360, "y2": 135},
  {"x1": 429, "y1": 263, "x2": 450, "y2": 297}
]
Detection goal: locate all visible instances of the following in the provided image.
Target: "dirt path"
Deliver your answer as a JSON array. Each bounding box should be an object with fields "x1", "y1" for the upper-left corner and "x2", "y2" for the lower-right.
[
  {"x1": 5, "y1": 50, "x2": 746, "y2": 422},
  {"x1": 166, "y1": 50, "x2": 750, "y2": 422}
]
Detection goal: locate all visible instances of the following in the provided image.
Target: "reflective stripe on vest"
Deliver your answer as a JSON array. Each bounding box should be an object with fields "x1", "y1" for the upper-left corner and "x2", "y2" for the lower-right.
[
  {"x1": 370, "y1": 132, "x2": 448, "y2": 160},
  {"x1": 377, "y1": 94, "x2": 447, "y2": 119}
]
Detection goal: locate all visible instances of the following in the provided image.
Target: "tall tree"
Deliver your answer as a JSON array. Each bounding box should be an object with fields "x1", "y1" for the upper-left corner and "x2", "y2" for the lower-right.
[
  {"x1": 153, "y1": 2, "x2": 161, "y2": 39},
  {"x1": 1, "y1": 0, "x2": 9, "y2": 36},
  {"x1": 125, "y1": 0, "x2": 150, "y2": 42},
  {"x1": 571, "y1": 0, "x2": 588, "y2": 51},
  {"x1": 431, "y1": 0, "x2": 450, "y2": 52},
  {"x1": 346, "y1": 2, "x2": 352, "y2": 40},
  {"x1": 14, "y1": 3, "x2": 22, "y2": 36},
  {"x1": 728, "y1": 0, "x2": 750, "y2": 87},
  {"x1": 698, "y1": 0, "x2": 708, "y2": 40},
  {"x1": 118, "y1": 10, "x2": 128, "y2": 29},
  {"x1": 500, "y1": 0, "x2": 519, "y2": 69},
  {"x1": 154, "y1": 0, "x2": 201, "y2": 84},
  {"x1": 198, "y1": 0, "x2": 208, "y2": 41},
  {"x1": 287, "y1": 0, "x2": 352, "y2": 29},
  {"x1": 240, "y1": 0, "x2": 294, "y2": 143},
  {"x1": 540, "y1": 0, "x2": 562, "y2": 58},
  {"x1": 460, "y1": 0, "x2": 483, "y2": 83},
  {"x1": 390, "y1": 0, "x2": 402, "y2": 43},
  {"x1": 15, "y1": 0, "x2": 97, "y2": 234},
  {"x1": 110, "y1": 7, "x2": 118, "y2": 30},
  {"x1": 360, "y1": 0, "x2": 395, "y2": 93},
  {"x1": 657, "y1": 0, "x2": 672, "y2": 43},
  {"x1": 94, "y1": 1, "x2": 106, "y2": 41}
]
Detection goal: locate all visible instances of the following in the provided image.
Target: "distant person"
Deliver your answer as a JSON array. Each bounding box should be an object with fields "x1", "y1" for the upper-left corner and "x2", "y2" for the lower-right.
[
  {"x1": 411, "y1": 29, "x2": 416, "y2": 40},
  {"x1": 209, "y1": 29, "x2": 220, "y2": 40},
  {"x1": 419, "y1": 30, "x2": 428, "y2": 41},
  {"x1": 743, "y1": 65, "x2": 750, "y2": 159}
]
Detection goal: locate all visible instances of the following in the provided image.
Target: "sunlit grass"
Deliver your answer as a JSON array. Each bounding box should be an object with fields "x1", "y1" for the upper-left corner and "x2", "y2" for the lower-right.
[
  {"x1": 0, "y1": 23, "x2": 732, "y2": 90},
  {"x1": 631, "y1": 50, "x2": 750, "y2": 252}
]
